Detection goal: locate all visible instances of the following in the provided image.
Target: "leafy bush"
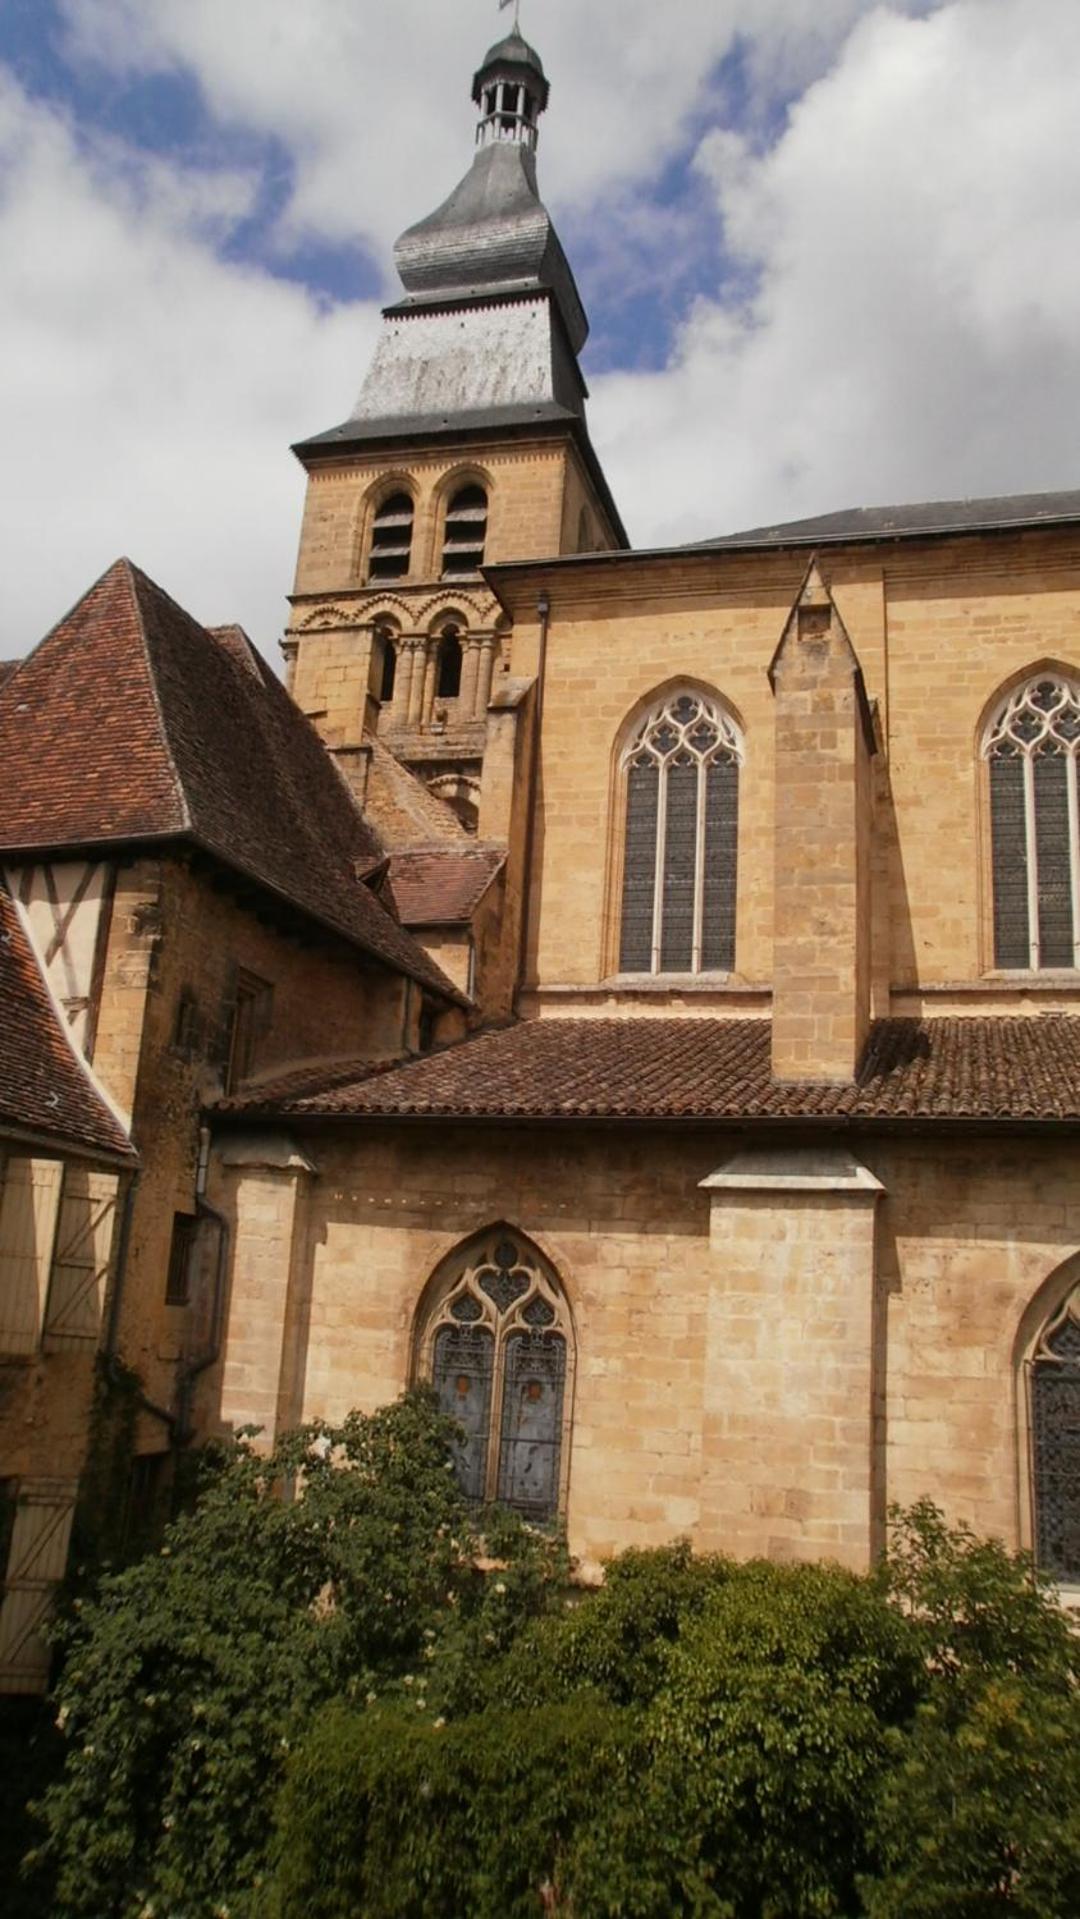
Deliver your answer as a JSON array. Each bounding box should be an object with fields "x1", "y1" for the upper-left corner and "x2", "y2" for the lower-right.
[
  {"x1": 31, "y1": 1391, "x2": 563, "y2": 1918},
  {"x1": 29, "y1": 1413, "x2": 1080, "y2": 1919}
]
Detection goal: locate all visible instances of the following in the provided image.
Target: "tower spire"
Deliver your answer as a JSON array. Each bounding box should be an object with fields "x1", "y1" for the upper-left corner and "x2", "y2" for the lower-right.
[{"x1": 472, "y1": 18, "x2": 549, "y2": 152}]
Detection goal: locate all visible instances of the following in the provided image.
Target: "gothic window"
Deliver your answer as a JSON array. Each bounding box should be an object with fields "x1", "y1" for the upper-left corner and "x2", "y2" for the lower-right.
[
  {"x1": 367, "y1": 492, "x2": 414, "y2": 583},
  {"x1": 441, "y1": 484, "x2": 488, "y2": 578},
  {"x1": 618, "y1": 689, "x2": 742, "y2": 975},
  {"x1": 417, "y1": 1230, "x2": 572, "y2": 1522},
  {"x1": 983, "y1": 674, "x2": 1080, "y2": 969},
  {"x1": 436, "y1": 626, "x2": 463, "y2": 699},
  {"x1": 1031, "y1": 1288, "x2": 1080, "y2": 1582}
]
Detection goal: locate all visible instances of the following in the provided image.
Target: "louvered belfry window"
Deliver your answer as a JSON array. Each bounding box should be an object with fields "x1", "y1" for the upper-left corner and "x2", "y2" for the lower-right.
[
  {"x1": 619, "y1": 690, "x2": 741, "y2": 975},
  {"x1": 984, "y1": 675, "x2": 1080, "y2": 969},
  {"x1": 441, "y1": 485, "x2": 488, "y2": 578},
  {"x1": 421, "y1": 1231, "x2": 572, "y2": 1522},
  {"x1": 1031, "y1": 1291, "x2": 1080, "y2": 1582},
  {"x1": 368, "y1": 492, "x2": 414, "y2": 582}
]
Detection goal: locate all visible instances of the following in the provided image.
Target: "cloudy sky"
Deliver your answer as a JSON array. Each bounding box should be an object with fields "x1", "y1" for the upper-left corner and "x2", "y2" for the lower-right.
[{"x1": 3, "y1": 0, "x2": 1079, "y2": 659}]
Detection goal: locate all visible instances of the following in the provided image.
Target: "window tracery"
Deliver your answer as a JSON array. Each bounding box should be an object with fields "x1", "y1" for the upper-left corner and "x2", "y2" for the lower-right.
[
  {"x1": 983, "y1": 674, "x2": 1080, "y2": 969},
  {"x1": 417, "y1": 1230, "x2": 571, "y2": 1521},
  {"x1": 618, "y1": 689, "x2": 741, "y2": 975},
  {"x1": 1031, "y1": 1286, "x2": 1080, "y2": 1582}
]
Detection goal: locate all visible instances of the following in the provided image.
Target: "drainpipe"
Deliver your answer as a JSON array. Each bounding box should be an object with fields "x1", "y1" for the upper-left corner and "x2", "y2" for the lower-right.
[
  {"x1": 103, "y1": 1166, "x2": 177, "y2": 1435},
  {"x1": 175, "y1": 1125, "x2": 231, "y2": 1443},
  {"x1": 513, "y1": 589, "x2": 551, "y2": 1013}
]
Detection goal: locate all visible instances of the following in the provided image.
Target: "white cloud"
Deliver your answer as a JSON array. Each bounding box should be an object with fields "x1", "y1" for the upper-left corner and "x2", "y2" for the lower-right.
[
  {"x1": 593, "y1": 0, "x2": 1080, "y2": 544},
  {"x1": 0, "y1": 71, "x2": 380, "y2": 657},
  {"x1": 2, "y1": 0, "x2": 1078, "y2": 666},
  {"x1": 58, "y1": 0, "x2": 923, "y2": 262}
]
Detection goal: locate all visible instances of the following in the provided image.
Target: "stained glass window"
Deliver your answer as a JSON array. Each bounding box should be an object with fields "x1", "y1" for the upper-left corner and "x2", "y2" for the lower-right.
[
  {"x1": 1032, "y1": 1297, "x2": 1080, "y2": 1582},
  {"x1": 984, "y1": 675, "x2": 1080, "y2": 970},
  {"x1": 420, "y1": 1231, "x2": 572, "y2": 1522},
  {"x1": 619, "y1": 690, "x2": 742, "y2": 975}
]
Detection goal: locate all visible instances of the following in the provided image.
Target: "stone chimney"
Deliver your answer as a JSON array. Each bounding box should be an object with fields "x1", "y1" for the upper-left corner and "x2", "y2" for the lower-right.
[{"x1": 770, "y1": 560, "x2": 875, "y2": 1082}]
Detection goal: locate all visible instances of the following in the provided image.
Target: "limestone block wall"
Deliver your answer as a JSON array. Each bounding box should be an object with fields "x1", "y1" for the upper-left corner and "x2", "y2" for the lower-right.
[
  {"x1": 97, "y1": 856, "x2": 409, "y2": 1440},
  {"x1": 496, "y1": 529, "x2": 1080, "y2": 1008},
  {"x1": 206, "y1": 1120, "x2": 1080, "y2": 1575}
]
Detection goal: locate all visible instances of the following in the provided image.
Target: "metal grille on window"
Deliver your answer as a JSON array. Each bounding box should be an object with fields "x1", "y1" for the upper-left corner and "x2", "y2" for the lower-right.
[
  {"x1": 441, "y1": 485, "x2": 488, "y2": 579},
  {"x1": 618, "y1": 690, "x2": 742, "y2": 975},
  {"x1": 984, "y1": 675, "x2": 1080, "y2": 970},
  {"x1": 368, "y1": 492, "x2": 414, "y2": 583},
  {"x1": 1032, "y1": 1295, "x2": 1080, "y2": 1582},
  {"x1": 422, "y1": 1231, "x2": 572, "y2": 1522}
]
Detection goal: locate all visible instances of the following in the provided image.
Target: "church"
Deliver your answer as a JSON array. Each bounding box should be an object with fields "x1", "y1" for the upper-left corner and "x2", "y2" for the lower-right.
[{"x1": 3, "y1": 25, "x2": 1080, "y2": 1690}]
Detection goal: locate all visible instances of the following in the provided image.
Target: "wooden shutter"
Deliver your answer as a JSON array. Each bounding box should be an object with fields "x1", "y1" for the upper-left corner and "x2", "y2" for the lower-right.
[
  {"x1": 0, "y1": 1159, "x2": 63, "y2": 1357},
  {"x1": 0, "y1": 1483, "x2": 76, "y2": 1694},
  {"x1": 619, "y1": 759, "x2": 659, "y2": 972},
  {"x1": 43, "y1": 1168, "x2": 117, "y2": 1347},
  {"x1": 659, "y1": 757, "x2": 697, "y2": 972},
  {"x1": 1034, "y1": 752, "x2": 1074, "y2": 967},
  {"x1": 702, "y1": 757, "x2": 739, "y2": 971},
  {"x1": 989, "y1": 754, "x2": 1030, "y2": 967}
]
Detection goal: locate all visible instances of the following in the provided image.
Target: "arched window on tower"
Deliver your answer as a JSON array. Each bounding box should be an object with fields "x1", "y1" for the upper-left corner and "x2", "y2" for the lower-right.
[
  {"x1": 618, "y1": 689, "x2": 742, "y2": 975},
  {"x1": 441, "y1": 484, "x2": 488, "y2": 578},
  {"x1": 416, "y1": 1228, "x2": 573, "y2": 1521},
  {"x1": 373, "y1": 625, "x2": 397, "y2": 704},
  {"x1": 983, "y1": 673, "x2": 1080, "y2": 969},
  {"x1": 436, "y1": 626, "x2": 463, "y2": 700},
  {"x1": 1031, "y1": 1286, "x2": 1080, "y2": 1581},
  {"x1": 367, "y1": 492, "x2": 414, "y2": 583}
]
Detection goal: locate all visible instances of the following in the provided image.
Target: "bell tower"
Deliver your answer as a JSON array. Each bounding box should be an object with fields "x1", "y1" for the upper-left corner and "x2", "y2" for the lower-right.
[{"x1": 284, "y1": 25, "x2": 625, "y2": 833}]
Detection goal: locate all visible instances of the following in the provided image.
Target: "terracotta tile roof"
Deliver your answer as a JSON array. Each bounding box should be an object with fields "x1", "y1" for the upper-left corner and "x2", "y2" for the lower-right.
[
  {"x1": 0, "y1": 661, "x2": 20, "y2": 689},
  {"x1": 0, "y1": 885, "x2": 134, "y2": 1163},
  {"x1": 0, "y1": 561, "x2": 464, "y2": 1004},
  {"x1": 363, "y1": 735, "x2": 469, "y2": 845},
  {"x1": 388, "y1": 845, "x2": 505, "y2": 925},
  {"x1": 217, "y1": 1015, "x2": 1080, "y2": 1125}
]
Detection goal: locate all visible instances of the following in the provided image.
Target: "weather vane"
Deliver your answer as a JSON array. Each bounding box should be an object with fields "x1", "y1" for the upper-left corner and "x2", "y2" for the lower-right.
[{"x1": 499, "y1": 0, "x2": 523, "y2": 28}]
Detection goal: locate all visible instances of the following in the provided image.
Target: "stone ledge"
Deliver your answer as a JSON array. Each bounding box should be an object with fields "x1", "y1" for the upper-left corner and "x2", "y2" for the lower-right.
[{"x1": 700, "y1": 1146, "x2": 884, "y2": 1194}]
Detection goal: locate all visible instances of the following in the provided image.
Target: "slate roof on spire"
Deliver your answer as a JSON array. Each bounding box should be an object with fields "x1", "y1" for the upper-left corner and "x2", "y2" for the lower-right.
[
  {"x1": 392, "y1": 143, "x2": 587, "y2": 354},
  {"x1": 0, "y1": 560, "x2": 465, "y2": 1005},
  {"x1": 473, "y1": 28, "x2": 549, "y2": 108}
]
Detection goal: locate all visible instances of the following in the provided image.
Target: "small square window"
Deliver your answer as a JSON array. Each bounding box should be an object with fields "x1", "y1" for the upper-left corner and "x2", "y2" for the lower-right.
[
  {"x1": 165, "y1": 1213, "x2": 197, "y2": 1307},
  {"x1": 226, "y1": 970, "x2": 273, "y2": 1091},
  {"x1": 172, "y1": 988, "x2": 199, "y2": 1054}
]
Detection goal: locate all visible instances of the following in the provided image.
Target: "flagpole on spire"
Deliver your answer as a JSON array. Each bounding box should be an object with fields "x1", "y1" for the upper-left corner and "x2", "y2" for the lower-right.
[{"x1": 499, "y1": 0, "x2": 522, "y2": 31}]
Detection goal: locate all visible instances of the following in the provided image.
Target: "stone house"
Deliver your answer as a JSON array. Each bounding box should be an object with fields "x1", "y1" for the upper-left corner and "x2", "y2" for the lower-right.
[{"x1": 4, "y1": 24, "x2": 1080, "y2": 1681}]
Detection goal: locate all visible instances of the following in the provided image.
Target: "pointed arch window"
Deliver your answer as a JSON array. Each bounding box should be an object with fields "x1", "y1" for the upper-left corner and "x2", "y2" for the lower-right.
[
  {"x1": 441, "y1": 484, "x2": 488, "y2": 578},
  {"x1": 418, "y1": 1230, "x2": 572, "y2": 1521},
  {"x1": 984, "y1": 674, "x2": 1080, "y2": 969},
  {"x1": 368, "y1": 492, "x2": 414, "y2": 583},
  {"x1": 618, "y1": 689, "x2": 742, "y2": 975},
  {"x1": 1031, "y1": 1288, "x2": 1080, "y2": 1581}
]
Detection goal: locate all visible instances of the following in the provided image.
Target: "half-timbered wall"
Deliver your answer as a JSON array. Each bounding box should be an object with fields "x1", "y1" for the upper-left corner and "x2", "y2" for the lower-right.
[{"x1": 7, "y1": 861, "x2": 113, "y2": 1059}]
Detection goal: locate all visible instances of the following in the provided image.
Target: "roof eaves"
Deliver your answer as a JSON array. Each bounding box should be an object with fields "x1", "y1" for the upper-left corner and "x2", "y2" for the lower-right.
[{"x1": 484, "y1": 500, "x2": 1080, "y2": 605}]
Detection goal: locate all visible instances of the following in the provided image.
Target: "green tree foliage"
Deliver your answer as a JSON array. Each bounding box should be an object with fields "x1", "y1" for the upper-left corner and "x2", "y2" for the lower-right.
[
  {"x1": 31, "y1": 1392, "x2": 563, "y2": 1918},
  {"x1": 28, "y1": 1412, "x2": 1080, "y2": 1919}
]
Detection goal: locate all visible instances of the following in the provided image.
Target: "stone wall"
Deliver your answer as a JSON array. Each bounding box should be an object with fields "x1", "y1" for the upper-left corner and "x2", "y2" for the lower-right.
[
  {"x1": 497, "y1": 530, "x2": 1080, "y2": 1009},
  {"x1": 206, "y1": 1120, "x2": 1080, "y2": 1576}
]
